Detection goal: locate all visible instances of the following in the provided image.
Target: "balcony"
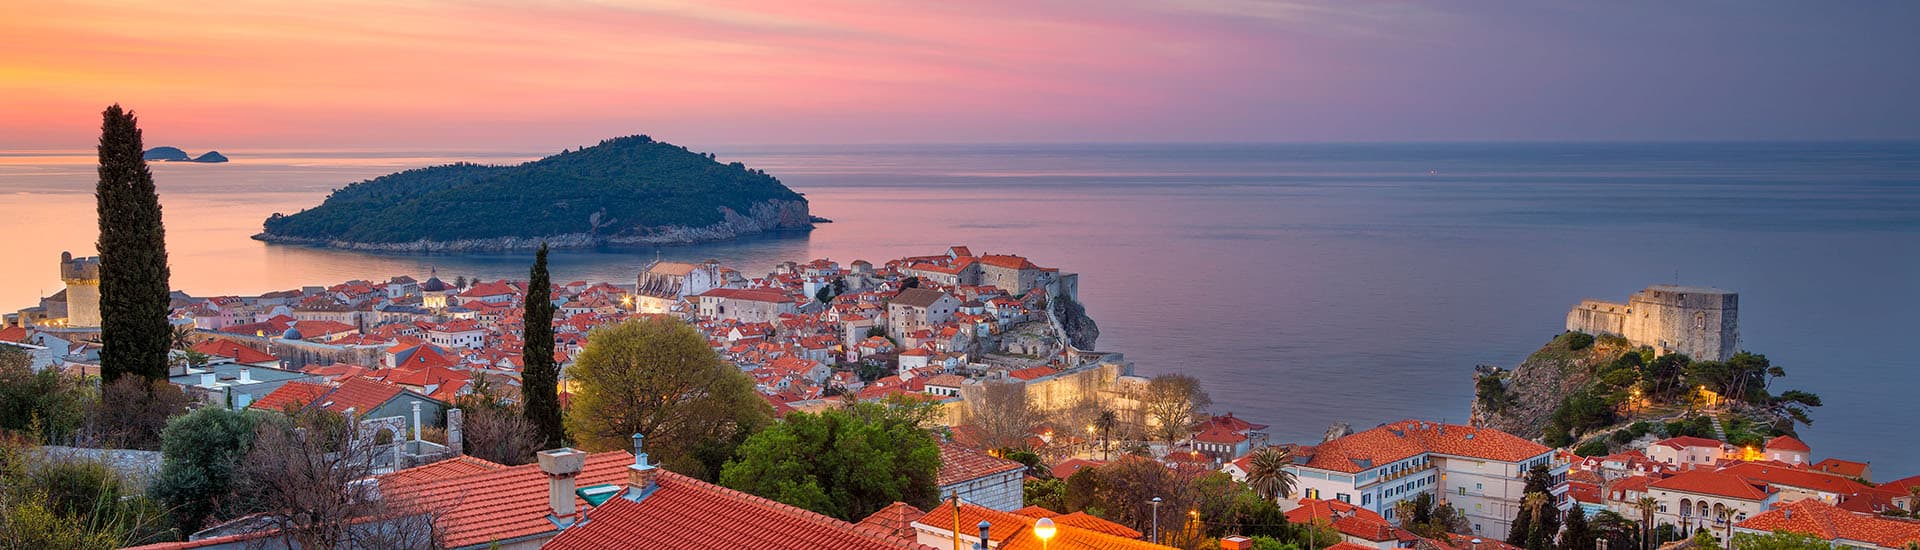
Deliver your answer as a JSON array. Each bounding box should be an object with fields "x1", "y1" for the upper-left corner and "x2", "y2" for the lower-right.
[{"x1": 1378, "y1": 462, "x2": 1435, "y2": 483}]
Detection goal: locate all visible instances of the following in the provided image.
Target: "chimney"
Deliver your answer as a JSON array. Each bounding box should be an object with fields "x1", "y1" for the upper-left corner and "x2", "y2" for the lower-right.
[
  {"x1": 627, "y1": 433, "x2": 658, "y2": 493},
  {"x1": 974, "y1": 521, "x2": 991, "y2": 550},
  {"x1": 446, "y1": 408, "x2": 463, "y2": 456},
  {"x1": 538, "y1": 448, "x2": 588, "y2": 523},
  {"x1": 1221, "y1": 536, "x2": 1253, "y2": 550},
  {"x1": 410, "y1": 401, "x2": 423, "y2": 442},
  {"x1": 238, "y1": 367, "x2": 252, "y2": 384},
  {"x1": 200, "y1": 373, "x2": 216, "y2": 387}
]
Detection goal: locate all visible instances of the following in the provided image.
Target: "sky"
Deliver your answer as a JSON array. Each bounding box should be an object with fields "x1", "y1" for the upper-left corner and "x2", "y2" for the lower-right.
[{"x1": 4, "y1": 1, "x2": 1919, "y2": 150}]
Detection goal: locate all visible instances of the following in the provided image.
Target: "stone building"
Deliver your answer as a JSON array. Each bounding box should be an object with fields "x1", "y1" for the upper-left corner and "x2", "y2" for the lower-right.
[
  {"x1": 888, "y1": 288, "x2": 960, "y2": 333},
  {"x1": 935, "y1": 441, "x2": 1026, "y2": 511},
  {"x1": 59, "y1": 251, "x2": 101, "y2": 328},
  {"x1": 695, "y1": 288, "x2": 796, "y2": 324},
  {"x1": 1566, "y1": 284, "x2": 1738, "y2": 361},
  {"x1": 634, "y1": 260, "x2": 727, "y2": 314}
]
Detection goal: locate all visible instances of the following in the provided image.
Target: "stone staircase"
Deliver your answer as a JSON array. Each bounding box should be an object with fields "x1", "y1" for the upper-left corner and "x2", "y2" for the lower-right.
[{"x1": 1709, "y1": 415, "x2": 1728, "y2": 441}]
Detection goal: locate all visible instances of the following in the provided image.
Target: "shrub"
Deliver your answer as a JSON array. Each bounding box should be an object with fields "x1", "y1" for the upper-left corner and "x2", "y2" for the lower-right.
[
  {"x1": 1574, "y1": 439, "x2": 1610, "y2": 457},
  {"x1": 1564, "y1": 331, "x2": 1596, "y2": 351}
]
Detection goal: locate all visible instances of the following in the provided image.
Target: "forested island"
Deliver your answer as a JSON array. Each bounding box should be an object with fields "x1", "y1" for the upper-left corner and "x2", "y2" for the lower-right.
[
  {"x1": 254, "y1": 135, "x2": 812, "y2": 251},
  {"x1": 142, "y1": 147, "x2": 228, "y2": 163}
]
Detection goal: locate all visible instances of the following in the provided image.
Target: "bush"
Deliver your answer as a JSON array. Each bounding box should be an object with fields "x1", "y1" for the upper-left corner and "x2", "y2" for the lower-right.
[
  {"x1": 1564, "y1": 332, "x2": 1596, "y2": 351},
  {"x1": 1574, "y1": 439, "x2": 1610, "y2": 457}
]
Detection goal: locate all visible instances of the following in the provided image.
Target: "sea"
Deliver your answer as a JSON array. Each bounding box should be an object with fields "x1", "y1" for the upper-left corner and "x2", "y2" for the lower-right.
[{"x1": 2, "y1": 142, "x2": 1916, "y2": 478}]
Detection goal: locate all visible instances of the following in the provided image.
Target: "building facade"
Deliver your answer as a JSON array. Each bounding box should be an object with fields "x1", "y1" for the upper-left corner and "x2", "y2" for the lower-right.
[
  {"x1": 1287, "y1": 420, "x2": 1568, "y2": 541},
  {"x1": 1566, "y1": 284, "x2": 1739, "y2": 361}
]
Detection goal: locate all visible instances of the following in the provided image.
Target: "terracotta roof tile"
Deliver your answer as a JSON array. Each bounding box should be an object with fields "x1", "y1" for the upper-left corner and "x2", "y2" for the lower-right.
[
  {"x1": 1735, "y1": 498, "x2": 1920, "y2": 547},
  {"x1": 855, "y1": 502, "x2": 927, "y2": 542},
  {"x1": 545, "y1": 470, "x2": 929, "y2": 549},
  {"x1": 1300, "y1": 420, "x2": 1547, "y2": 473},
  {"x1": 1649, "y1": 470, "x2": 1771, "y2": 500},
  {"x1": 384, "y1": 451, "x2": 633, "y2": 548},
  {"x1": 1764, "y1": 435, "x2": 1811, "y2": 452},
  {"x1": 248, "y1": 381, "x2": 332, "y2": 412},
  {"x1": 937, "y1": 441, "x2": 1025, "y2": 487}
]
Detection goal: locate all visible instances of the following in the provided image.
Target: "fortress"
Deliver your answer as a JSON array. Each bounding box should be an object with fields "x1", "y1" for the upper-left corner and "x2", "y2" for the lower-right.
[
  {"x1": 57, "y1": 252, "x2": 102, "y2": 328},
  {"x1": 1566, "y1": 284, "x2": 1739, "y2": 361}
]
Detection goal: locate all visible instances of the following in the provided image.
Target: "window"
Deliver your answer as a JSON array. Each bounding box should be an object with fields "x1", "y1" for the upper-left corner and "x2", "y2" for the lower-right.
[
  {"x1": 1337, "y1": 493, "x2": 1350, "y2": 503},
  {"x1": 1476, "y1": 483, "x2": 1483, "y2": 491},
  {"x1": 1459, "y1": 487, "x2": 1467, "y2": 496},
  {"x1": 1363, "y1": 494, "x2": 1371, "y2": 505}
]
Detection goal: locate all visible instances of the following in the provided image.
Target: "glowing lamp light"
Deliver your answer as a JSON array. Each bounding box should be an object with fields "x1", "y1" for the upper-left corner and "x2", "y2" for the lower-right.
[{"x1": 1034, "y1": 517, "x2": 1056, "y2": 541}]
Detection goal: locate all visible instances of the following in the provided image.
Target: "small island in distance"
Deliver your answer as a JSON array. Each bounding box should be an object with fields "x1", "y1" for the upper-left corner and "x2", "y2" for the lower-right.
[
  {"x1": 254, "y1": 135, "x2": 813, "y2": 251},
  {"x1": 142, "y1": 146, "x2": 229, "y2": 163}
]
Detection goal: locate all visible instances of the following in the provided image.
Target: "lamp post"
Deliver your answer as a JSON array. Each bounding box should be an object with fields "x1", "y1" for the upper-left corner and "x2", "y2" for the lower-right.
[
  {"x1": 1034, "y1": 517, "x2": 1056, "y2": 550},
  {"x1": 1086, "y1": 425, "x2": 1095, "y2": 457},
  {"x1": 1150, "y1": 497, "x2": 1162, "y2": 543}
]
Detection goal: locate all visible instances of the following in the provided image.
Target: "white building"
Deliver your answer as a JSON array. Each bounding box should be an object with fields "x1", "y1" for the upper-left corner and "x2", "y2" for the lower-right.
[{"x1": 1286, "y1": 420, "x2": 1567, "y2": 541}]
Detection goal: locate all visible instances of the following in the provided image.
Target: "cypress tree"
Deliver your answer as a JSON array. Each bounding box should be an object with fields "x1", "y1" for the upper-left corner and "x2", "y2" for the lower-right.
[
  {"x1": 522, "y1": 243, "x2": 564, "y2": 448},
  {"x1": 1560, "y1": 507, "x2": 1593, "y2": 550},
  {"x1": 95, "y1": 104, "x2": 173, "y2": 384},
  {"x1": 1508, "y1": 503, "x2": 1533, "y2": 547}
]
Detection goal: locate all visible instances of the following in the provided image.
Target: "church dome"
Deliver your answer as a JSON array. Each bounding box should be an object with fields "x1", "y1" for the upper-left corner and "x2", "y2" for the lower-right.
[{"x1": 281, "y1": 327, "x2": 304, "y2": 340}]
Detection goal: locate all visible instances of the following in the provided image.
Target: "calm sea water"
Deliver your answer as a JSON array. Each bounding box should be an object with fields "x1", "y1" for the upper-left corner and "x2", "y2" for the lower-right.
[{"x1": 3, "y1": 142, "x2": 1917, "y2": 477}]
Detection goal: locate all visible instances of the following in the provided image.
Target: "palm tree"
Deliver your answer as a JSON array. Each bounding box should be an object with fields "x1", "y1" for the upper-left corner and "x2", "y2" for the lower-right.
[
  {"x1": 1634, "y1": 496, "x2": 1657, "y2": 550},
  {"x1": 1094, "y1": 409, "x2": 1118, "y2": 460},
  {"x1": 1245, "y1": 446, "x2": 1296, "y2": 501}
]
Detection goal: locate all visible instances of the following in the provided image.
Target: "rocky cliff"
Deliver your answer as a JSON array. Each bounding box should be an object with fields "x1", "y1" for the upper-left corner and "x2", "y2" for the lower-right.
[
  {"x1": 1470, "y1": 332, "x2": 1631, "y2": 438},
  {"x1": 1051, "y1": 295, "x2": 1100, "y2": 350}
]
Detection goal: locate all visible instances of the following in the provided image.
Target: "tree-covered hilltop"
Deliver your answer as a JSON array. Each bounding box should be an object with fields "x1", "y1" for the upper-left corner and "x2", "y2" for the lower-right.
[
  {"x1": 1473, "y1": 332, "x2": 1822, "y2": 454},
  {"x1": 257, "y1": 135, "x2": 809, "y2": 248}
]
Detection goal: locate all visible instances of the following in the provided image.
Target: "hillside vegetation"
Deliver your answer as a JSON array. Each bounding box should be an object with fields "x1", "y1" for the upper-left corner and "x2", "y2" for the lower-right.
[
  {"x1": 258, "y1": 135, "x2": 807, "y2": 246},
  {"x1": 1473, "y1": 331, "x2": 1822, "y2": 454}
]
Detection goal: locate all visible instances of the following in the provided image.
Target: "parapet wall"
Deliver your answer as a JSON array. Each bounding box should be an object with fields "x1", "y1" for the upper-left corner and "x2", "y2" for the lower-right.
[{"x1": 1565, "y1": 285, "x2": 1739, "y2": 361}]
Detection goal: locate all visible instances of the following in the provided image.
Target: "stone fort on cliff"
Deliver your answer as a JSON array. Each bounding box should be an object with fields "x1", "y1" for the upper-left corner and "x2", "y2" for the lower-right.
[{"x1": 1565, "y1": 284, "x2": 1739, "y2": 361}]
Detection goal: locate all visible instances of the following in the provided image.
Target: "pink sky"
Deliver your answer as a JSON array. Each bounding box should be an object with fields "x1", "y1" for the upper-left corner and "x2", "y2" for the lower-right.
[{"x1": 4, "y1": 1, "x2": 1916, "y2": 149}]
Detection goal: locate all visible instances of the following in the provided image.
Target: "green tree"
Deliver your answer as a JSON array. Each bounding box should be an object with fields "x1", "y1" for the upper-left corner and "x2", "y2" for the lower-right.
[
  {"x1": 1730, "y1": 531, "x2": 1831, "y2": 550},
  {"x1": 150, "y1": 406, "x2": 261, "y2": 533},
  {"x1": 1064, "y1": 466, "x2": 1100, "y2": 514},
  {"x1": 1560, "y1": 507, "x2": 1594, "y2": 550},
  {"x1": 1508, "y1": 498, "x2": 1534, "y2": 547},
  {"x1": 719, "y1": 400, "x2": 939, "y2": 520},
  {"x1": 564, "y1": 318, "x2": 771, "y2": 480},
  {"x1": 0, "y1": 347, "x2": 89, "y2": 443},
  {"x1": 1245, "y1": 446, "x2": 1296, "y2": 501},
  {"x1": 1249, "y1": 536, "x2": 1303, "y2": 550},
  {"x1": 94, "y1": 105, "x2": 174, "y2": 384},
  {"x1": 522, "y1": 243, "x2": 564, "y2": 449},
  {"x1": 1024, "y1": 478, "x2": 1067, "y2": 512}
]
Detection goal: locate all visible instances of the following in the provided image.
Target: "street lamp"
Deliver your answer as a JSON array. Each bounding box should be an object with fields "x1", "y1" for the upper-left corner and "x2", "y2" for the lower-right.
[
  {"x1": 1150, "y1": 497, "x2": 1162, "y2": 543},
  {"x1": 1034, "y1": 517, "x2": 1056, "y2": 550}
]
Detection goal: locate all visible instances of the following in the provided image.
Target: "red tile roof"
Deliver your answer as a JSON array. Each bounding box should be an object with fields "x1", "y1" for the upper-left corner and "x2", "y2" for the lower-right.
[
  {"x1": 937, "y1": 441, "x2": 1025, "y2": 486},
  {"x1": 545, "y1": 470, "x2": 929, "y2": 549},
  {"x1": 0, "y1": 326, "x2": 30, "y2": 343},
  {"x1": 1649, "y1": 470, "x2": 1771, "y2": 500},
  {"x1": 1298, "y1": 420, "x2": 1548, "y2": 473},
  {"x1": 1719, "y1": 462, "x2": 1868, "y2": 496},
  {"x1": 1735, "y1": 498, "x2": 1920, "y2": 548},
  {"x1": 317, "y1": 376, "x2": 407, "y2": 414},
  {"x1": 1764, "y1": 435, "x2": 1811, "y2": 452},
  {"x1": 385, "y1": 451, "x2": 633, "y2": 548},
  {"x1": 1285, "y1": 499, "x2": 1414, "y2": 543},
  {"x1": 378, "y1": 455, "x2": 506, "y2": 494},
  {"x1": 1050, "y1": 458, "x2": 1104, "y2": 480},
  {"x1": 248, "y1": 381, "x2": 332, "y2": 412},
  {"x1": 1813, "y1": 458, "x2": 1871, "y2": 479},
  {"x1": 855, "y1": 502, "x2": 927, "y2": 542},
  {"x1": 913, "y1": 500, "x2": 1168, "y2": 550},
  {"x1": 1655, "y1": 436, "x2": 1726, "y2": 450}
]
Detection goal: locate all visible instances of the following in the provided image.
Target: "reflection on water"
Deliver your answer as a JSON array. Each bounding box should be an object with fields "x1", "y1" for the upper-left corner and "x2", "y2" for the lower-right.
[{"x1": 2, "y1": 142, "x2": 1917, "y2": 477}]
